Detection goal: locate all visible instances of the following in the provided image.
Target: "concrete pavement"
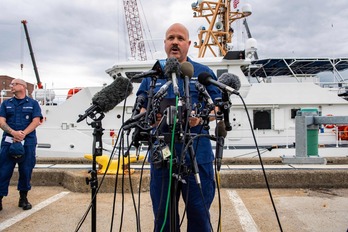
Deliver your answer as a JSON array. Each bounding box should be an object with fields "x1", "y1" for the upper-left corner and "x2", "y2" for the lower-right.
[
  {"x1": 0, "y1": 186, "x2": 347, "y2": 231},
  {"x1": 1, "y1": 157, "x2": 347, "y2": 231}
]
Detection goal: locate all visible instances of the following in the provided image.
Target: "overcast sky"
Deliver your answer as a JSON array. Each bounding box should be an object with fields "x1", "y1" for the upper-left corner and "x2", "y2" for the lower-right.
[{"x1": 1, "y1": 0, "x2": 348, "y2": 88}]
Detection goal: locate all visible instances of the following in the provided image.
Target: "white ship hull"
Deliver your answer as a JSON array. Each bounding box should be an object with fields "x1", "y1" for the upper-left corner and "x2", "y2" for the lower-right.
[{"x1": 34, "y1": 57, "x2": 348, "y2": 160}]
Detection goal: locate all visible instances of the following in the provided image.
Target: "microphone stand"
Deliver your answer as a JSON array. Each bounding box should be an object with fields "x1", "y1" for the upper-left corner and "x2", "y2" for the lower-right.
[
  {"x1": 145, "y1": 77, "x2": 157, "y2": 125},
  {"x1": 169, "y1": 75, "x2": 202, "y2": 231},
  {"x1": 169, "y1": 103, "x2": 181, "y2": 232},
  {"x1": 85, "y1": 113, "x2": 105, "y2": 232},
  {"x1": 183, "y1": 74, "x2": 201, "y2": 187}
]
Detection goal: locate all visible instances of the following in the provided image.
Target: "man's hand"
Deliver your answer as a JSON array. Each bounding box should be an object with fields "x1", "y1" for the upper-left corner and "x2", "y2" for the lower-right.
[
  {"x1": 189, "y1": 111, "x2": 203, "y2": 127},
  {"x1": 189, "y1": 116, "x2": 202, "y2": 127},
  {"x1": 12, "y1": 130, "x2": 25, "y2": 142}
]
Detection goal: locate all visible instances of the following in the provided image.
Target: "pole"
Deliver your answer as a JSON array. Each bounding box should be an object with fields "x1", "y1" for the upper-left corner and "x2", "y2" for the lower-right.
[
  {"x1": 21, "y1": 20, "x2": 43, "y2": 89},
  {"x1": 86, "y1": 116, "x2": 104, "y2": 232}
]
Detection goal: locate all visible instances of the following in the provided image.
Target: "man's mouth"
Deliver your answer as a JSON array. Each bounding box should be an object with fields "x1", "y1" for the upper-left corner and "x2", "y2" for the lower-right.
[{"x1": 171, "y1": 46, "x2": 179, "y2": 52}]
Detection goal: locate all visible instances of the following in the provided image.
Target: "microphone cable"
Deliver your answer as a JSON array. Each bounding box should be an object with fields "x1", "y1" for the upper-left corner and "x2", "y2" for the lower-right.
[
  {"x1": 74, "y1": 126, "x2": 123, "y2": 232},
  {"x1": 109, "y1": 79, "x2": 140, "y2": 232},
  {"x1": 175, "y1": 96, "x2": 216, "y2": 231},
  {"x1": 74, "y1": 81, "x2": 135, "y2": 232},
  {"x1": 111, "y1": 77, "x2": 150, "y2": 232},
  {"x1": 237, "y1": 94, "x2": 284, "y2": 232},
  {"x1": 179, "y1": 132, "x2": 216, "y2": 232},
  {"x1": 212, "y1": 115, "x2": 223, "y2": 232},
  {"x1": 110, "y1": 133, "x2": 125, "y2": 232},
  {"x1": 136, "y1": 148, "x2": 150, "y2": 231},
  {"x1": 160, "y1": 95, "x2": 178, "y2": 232},
  {"x1": 120, "y1": 131, "x2": 149, "y2": 232},
  {"x1": 215, "y1": 167, "x2": 222, "y2": 232}
]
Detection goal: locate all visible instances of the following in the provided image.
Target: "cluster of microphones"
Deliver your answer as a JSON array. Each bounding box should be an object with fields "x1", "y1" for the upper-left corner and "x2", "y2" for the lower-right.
[{"x1": 77, "y1": 57, "x2": 241, "y2": 171}]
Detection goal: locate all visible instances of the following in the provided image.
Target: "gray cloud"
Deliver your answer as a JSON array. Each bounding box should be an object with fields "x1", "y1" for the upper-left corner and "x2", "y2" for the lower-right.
[{"x1": 1, "y1": 0, "x2": 347, "y2": 87}]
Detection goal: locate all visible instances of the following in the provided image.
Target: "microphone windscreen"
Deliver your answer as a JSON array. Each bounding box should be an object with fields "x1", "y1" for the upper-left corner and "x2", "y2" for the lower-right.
[
  {"x1": 92, "y1": 76, "x2": 133, "y2": 113},
  {"x1": 180, "y1": 62, "x2": 194, "y2": 78},
  {"x1": 164, "y1": 57, "x2": 181, "y2": 77},
  {"x1": 218, "y1": 73, "x2": 241, "y2": 91},
  {"x1": 198, "y1": 72, "x2": 212, "y2": 86},
  {"x1": 215, "y1": 120, "x2": 228, "y2": 138}
]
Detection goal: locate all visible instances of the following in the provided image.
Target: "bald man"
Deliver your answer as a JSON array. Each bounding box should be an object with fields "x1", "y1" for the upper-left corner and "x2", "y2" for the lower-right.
[{"x1": 136, "y1": 23, "x2": 221, "y2": 231}]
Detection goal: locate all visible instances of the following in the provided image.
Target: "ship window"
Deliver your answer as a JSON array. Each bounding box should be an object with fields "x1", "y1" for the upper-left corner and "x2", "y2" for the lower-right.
[
  {"x1": 291, "y1": 108, "x2": 300, "y2": 119},
  {"x1": 253, "y1": 110, "x2": 271, "y2": 129},
  {"x1": 223, "y1": 51, "x2": 245, "y2": 60}
]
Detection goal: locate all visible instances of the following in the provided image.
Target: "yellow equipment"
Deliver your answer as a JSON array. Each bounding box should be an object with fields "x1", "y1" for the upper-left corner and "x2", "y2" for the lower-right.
[{"x1": 84, "y1": 154, "x2": 144, "y2": 175}]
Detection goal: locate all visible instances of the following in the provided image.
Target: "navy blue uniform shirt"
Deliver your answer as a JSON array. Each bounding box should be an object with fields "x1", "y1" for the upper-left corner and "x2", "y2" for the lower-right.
[
  {"x1": 0, "y1": 96, "x2": 42, "y2": 146},
  {"x1": 136, "y1": 57, "x2": 221, "y2": 164}
]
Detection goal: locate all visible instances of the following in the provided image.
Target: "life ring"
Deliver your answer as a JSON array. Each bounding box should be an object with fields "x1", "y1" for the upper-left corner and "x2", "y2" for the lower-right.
[
  {"x1": 67, "y1": 87, "x2": 82, "y2": 99},
  {"x1": 338, "y1": 125, "x2": 348, "y2": 140},
  {"x1": 323, "y1": 114, "x2": 335, "y2": 129}
]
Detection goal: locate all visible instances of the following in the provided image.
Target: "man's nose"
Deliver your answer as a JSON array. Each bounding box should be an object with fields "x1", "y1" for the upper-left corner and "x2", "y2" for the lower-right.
[{"x1": 172, "y1": 37, "x2": 179, "y2": 44}]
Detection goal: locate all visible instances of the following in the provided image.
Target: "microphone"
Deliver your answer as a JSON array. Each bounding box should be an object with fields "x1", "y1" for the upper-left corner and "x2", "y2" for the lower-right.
[
  {"x1": 132, "y1": 70, "x2": 158, "y2": 79},
  {"x1": 131, "y1": 94, "x2": 146, "y2": 118},
  {"x1": 180, "y1": 62, "x2": 202, "y2": 186},
  {"x1": 123, "y1": 111, "x2": 146, "y2": 129},
  {"x1": 195, "y1": 82, "x2": 214, "y2": 105},
  {"x1": 77, "y1": 76, "x2": 133, "y2": 123},
  {"x1": 198, "y1": 72, "x2": 240, "y2": 95},
  {"x1": 153, "y1": 80, "x2": 173, "y2": 99},
  {"x1": 181, "y1": 62, "x2": 194, "y2": 109},
  {"x1": 215, "y1": 120, "x2": 227, "y2": 171},
  {"x1": 131, "y1": 60, "x2": 163, "y2": 79},
  {"x1": 218, "y1": 73, "x2": 240, "y2": 131},
  {"x1": 221, "y1": 90, "x2": 232, "y2": 131},
  {"x1": 165, "y1": 57, "x2": 181, "y2": 96},
  {"x1": 218, "y1": 73, "x2": 241, "y2": 92},
  {"x1": 180, "y1": 62, "x2": 194, "y2": 79}
]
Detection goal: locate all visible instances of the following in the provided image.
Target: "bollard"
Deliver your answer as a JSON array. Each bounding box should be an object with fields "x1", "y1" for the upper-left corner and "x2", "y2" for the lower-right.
[
  {"x1": 307, "y1": 126, "x2": 319, "y2": 156},
  {"x1": 299, "y1": 108, "x2": 319, "y2": 157}
]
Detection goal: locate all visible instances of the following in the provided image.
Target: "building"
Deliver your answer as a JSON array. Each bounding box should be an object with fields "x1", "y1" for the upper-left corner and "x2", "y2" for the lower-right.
[{"x1": 0, "y1": 75, "x2": 35, "y2": 103}]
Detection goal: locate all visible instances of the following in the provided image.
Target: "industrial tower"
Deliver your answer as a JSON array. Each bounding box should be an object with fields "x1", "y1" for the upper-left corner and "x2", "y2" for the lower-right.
[
  {"x1": 192, "y1": 0, "x2": 252, "y2": 58},
  {"x1": 123, "y1": 0, "x2": 147, "y2": 60}
]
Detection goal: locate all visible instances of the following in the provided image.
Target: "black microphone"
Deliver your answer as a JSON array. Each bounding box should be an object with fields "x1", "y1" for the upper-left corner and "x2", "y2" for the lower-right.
[
  {"x1": 131, "y1": 60, "x2": 163, "y2": 79},
  {"x1": 123, "y1": 111, "x2": 146, "y2": 129},
  {"x1": 165, "y1": 57, "x2": 181, "y2": 96},
  {"x1": 219, "y1": 72, "x2": 241, "y2": 131},
  {"x1": 132, "y1": 70, "x2": 158, "y2": 79},
  {"x1": 195, "y1": 82, "x2": 214, "y2": 105},
  {"x1": 77, "y1": 76, "x2": 133, "y2": 123},
  {"x1": 215, "y1": 120, "x2": 227, "y2": 171},
  {"x1": 181, "y1": 62, "x2": 202, "y2": 186},
  {"x1": 198, "y1": 72, "x2": 240, "y2": 95},
  {"x1": 221, "y1": 90, "x2": 232, "y2": 131},
  {"x1": 131, "y1": 94, "x2": 146, "y2": 118},
  {"x1": 153, "y1": 80, "x2": 173, "y2": 99}
]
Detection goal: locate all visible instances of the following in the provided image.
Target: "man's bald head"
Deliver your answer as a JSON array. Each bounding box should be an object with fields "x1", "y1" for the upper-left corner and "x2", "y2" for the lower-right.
[{"x1": 164, "y1": 23, "x2": 191, "y2": 63}]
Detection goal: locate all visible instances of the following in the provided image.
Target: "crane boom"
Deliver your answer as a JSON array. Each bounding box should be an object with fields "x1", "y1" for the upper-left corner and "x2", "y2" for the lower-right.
[
  {"x1": 123, "y1": 0, "x2": 147, "y2": 61},
  {"x1": 21, "y1": 20, "x2": 43, "y2": 89}
]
